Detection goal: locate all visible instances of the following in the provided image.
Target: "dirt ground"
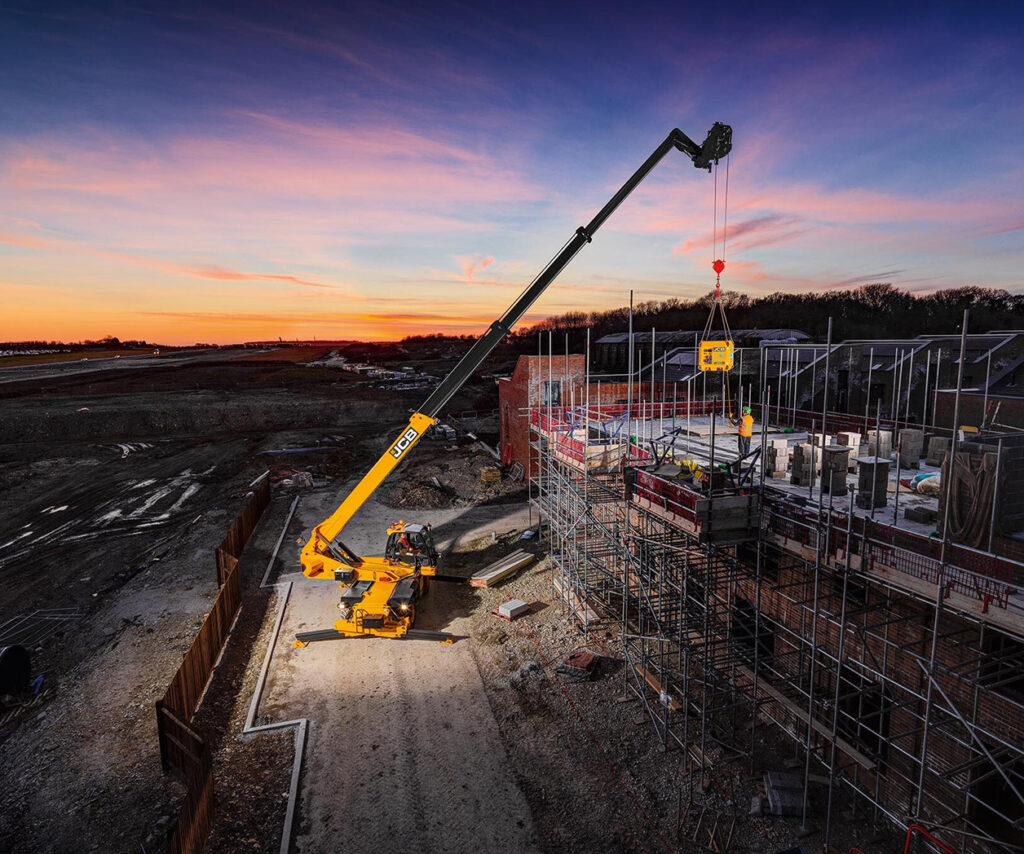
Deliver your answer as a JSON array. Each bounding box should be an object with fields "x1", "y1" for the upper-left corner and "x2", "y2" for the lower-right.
[{"x1": 0, "y1": 351, "x2": 426, "y2": 852}]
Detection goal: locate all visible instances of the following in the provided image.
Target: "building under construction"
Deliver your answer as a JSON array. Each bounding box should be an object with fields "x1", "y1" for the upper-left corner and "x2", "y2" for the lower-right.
[{"x1": 499, "y1": 325, "x2": 1024, "y2": 853}]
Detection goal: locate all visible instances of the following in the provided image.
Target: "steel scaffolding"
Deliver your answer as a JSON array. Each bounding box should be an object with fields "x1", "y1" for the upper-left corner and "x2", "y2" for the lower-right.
[{"x1": 528, "y1": 390, "x2": 1024, "y2": 853}]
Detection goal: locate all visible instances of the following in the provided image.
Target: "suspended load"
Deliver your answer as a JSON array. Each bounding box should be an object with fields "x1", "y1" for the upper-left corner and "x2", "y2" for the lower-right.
[
  {"x1": 699, "y1": 259, "x2": 734, "y2": 372},
  {"x1": 698, "y1": 150, "x2": 733, "y2": 372}
]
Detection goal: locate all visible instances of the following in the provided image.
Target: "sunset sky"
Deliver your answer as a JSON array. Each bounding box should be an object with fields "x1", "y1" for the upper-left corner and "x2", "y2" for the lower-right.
[{"x1": 2, "y1": 2, "x2": 1023, "y2": 344}]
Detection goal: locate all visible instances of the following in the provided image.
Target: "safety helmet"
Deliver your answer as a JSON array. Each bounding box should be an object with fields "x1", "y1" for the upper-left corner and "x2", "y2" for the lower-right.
[{"x1": 743, "y1": 406, "x2": 752, "y2": 414}]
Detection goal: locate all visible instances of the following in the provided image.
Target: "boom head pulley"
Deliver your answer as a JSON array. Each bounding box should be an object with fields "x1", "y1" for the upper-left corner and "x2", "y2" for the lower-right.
[{"x1": 683, "y1": 122, "x2": 732, "y2": 171}]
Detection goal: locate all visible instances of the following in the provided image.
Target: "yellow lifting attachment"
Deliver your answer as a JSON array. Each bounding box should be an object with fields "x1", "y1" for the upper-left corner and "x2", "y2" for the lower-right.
[{"x1": 699, "y1": 258, "x2": 734, "y2": 372}]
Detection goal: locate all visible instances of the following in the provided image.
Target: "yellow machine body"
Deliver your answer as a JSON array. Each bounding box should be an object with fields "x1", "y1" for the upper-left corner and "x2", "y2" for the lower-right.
[
  {"x1": 295, "y1": 554, "x2": 435, "y2": 644},
  {"x1": 699, "y1": 339, "x2": 734, "y2": 372},
  {"x1": 298, "y1": 411, "x2": 440, "y2": 642}
]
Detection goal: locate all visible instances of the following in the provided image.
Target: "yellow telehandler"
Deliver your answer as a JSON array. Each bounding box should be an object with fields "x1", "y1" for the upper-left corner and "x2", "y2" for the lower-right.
[{"x1": 294, "y1": 122, "x2": 732, "y2": 646}]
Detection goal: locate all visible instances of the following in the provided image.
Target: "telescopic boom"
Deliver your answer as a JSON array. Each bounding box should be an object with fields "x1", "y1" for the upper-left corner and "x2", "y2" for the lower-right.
[{"x1": 306, "y1": 122, "x2": 733, "y2": 561}]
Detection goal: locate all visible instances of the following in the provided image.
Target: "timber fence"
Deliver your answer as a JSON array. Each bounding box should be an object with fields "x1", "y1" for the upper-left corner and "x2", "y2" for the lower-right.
[
  {"x1": 156, "y1": 474, "x2": 271, "y2": 854},
  {"x1": 216, "y1": 476, "x2": 271, "y2": 585}
]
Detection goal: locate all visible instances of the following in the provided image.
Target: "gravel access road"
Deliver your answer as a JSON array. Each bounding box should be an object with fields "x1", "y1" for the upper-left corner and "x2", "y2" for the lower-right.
[{"x1": 261, "y1": 492, "x2": 540, "y2": 853}]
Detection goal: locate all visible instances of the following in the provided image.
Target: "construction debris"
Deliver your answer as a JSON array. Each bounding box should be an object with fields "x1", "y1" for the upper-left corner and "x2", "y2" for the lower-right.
[
  {"x1": 762, "y1": 771, "x2": 806, "y2": 818},
  {"x1": 904, "y1": 504, "x2": 937, "y2": 524}
]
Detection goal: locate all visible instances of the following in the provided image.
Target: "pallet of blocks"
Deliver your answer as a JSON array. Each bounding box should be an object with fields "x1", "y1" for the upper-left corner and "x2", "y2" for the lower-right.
[
  {"x1": 469, "y1": 548, "x2": 535, "y2": 588},
  {"x1": 766, "y1": 438, "x2": 789, "y2": 478},
  {"x1": 898, "y1": 428, "x2": 924, "y2": 468},
  {"x1": 837, "y1": 431, "x2": 862, "y2": 471}
]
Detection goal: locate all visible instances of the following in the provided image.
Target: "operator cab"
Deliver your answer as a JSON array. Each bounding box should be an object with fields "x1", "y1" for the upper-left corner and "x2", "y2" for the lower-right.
[{"x1": 384, "y1": 521, "x2": 439, "y2": 569}]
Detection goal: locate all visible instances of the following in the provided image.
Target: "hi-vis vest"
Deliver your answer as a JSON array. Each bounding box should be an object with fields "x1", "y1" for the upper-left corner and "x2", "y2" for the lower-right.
[{"x1": 739, "y1": 414, "x2": 753, "y2": 438}]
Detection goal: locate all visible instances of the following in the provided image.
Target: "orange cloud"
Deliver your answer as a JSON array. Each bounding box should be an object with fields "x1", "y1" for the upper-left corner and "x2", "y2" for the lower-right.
[
  {"x1": 0, "y1": 224, "x2": 348, "y2": 291},
  {"x1": 456, "y1": 254, "x2": 495, "y2": 283},
  {"x1": 126, "y1": 260, "x2": 343, "y2": 290}
]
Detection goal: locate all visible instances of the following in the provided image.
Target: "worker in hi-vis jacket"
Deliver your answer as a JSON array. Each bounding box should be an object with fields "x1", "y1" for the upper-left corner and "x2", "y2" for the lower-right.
[{"x1": 737, "y1": 406, "x2": 753, "y2": 456}]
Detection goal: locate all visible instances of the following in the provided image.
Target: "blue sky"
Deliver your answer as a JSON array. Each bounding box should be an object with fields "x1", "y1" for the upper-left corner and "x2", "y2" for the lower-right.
[{"x1": 1, "y1": 1, "x2": 1022, "y2": 342}]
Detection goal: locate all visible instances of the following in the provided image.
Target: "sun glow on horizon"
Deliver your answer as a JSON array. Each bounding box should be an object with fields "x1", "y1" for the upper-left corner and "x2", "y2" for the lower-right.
[{"x1": 2, "y1": 3, "x2": 1022, "y2": 345}]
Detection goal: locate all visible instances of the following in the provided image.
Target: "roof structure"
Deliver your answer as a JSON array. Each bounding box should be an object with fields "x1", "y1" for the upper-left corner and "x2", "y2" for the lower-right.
[{"x1": 596, "y1": 328, "x2": 809, "y2": 345}]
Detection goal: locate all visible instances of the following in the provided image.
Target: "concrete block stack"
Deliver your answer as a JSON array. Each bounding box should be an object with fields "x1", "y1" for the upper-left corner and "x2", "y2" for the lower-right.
[
  {"x1": 791, "y1": 443, "x2": 821, "y2": 486},
  {"x1": 854, "y1": 456, "x2": 890, "y2": 509},
  {"x1": 904, "y1": 505, "x2": 937, "y2": 524},
  {"x1": 898, "y1": 429, "x2": 925, "y2": 469},
  {"x1": 867, "y1": 429, "x2": 893, "y2": 459},
  {"x1": 765, "y1": 438, "x2": 789, "y2": 479},
  {"x1": 926, "y1": 436, "x2": 951, "y2": 467},
  {"x1": 822, "y1": 445, "x2": 851, "y2": 496},
  {"x1": 837, "y1": 431, "x2": 863, "y2": 472}
]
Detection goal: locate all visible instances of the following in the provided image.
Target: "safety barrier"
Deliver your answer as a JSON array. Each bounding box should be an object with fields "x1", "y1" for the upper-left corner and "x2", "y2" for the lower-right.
[
  {"x1": 156, "y1": 475, "x2": 271, "y2": 854},
  {"x1": 633, "y1": 469, "x2": 698, "y2": 523},
  {"x1": 902, "y1": 824, "x2": 957, "y2": 854},
  {"x1": 530, "y1": 400, "x2": 718, "y2": 431},
  {"x1": 531, "y1": 409, "x2": 655, "y2": 468},
  {"x1": 156, "y1": 706, "x2": 214, "y2": 854},
  {"x1": 160, "y1": 563, "x2": 242, "y2": 722}
]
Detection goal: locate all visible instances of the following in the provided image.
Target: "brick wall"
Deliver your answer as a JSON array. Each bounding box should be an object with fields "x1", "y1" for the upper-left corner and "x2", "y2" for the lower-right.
[
  {"x1": 933, "y1": 391, "x2": 1024, "y2": 432},
  {"x1": 726, "y1": 551, "x2": 1024, "y2": 850},
  {"x1": 499, "y1": 354, "x2": 681, "y2": 477}
]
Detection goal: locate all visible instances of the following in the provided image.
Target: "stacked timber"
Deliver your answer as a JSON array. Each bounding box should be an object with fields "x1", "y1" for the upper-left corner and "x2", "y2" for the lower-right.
[{"x1": 469, "y1": 549, "x2": 535, "y2": 588}]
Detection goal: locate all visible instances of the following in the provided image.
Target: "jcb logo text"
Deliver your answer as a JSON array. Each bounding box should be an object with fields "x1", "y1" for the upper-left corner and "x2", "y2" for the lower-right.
[{"x1": 389, "y1": 427, "x2": 419, "y2": 459}]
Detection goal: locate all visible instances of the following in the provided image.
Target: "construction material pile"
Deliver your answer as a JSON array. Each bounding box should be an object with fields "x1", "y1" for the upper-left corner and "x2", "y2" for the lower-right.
[{"x1": 383, "y1": 447, "x2": 523, "y2": 510}]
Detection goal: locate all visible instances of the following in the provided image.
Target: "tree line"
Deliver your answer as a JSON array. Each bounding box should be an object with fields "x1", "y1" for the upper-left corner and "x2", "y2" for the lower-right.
[
  {"x1": 0, "y1": 336, "x2": 153, "y2": 351},
  {"x1": 510, "y1": 284, "x2": 1024, "y2": 349}
]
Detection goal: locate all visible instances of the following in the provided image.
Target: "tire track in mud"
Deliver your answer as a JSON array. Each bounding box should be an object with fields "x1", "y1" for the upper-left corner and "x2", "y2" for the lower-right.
[{"x1": 0, "y1": 437, "x2": 250, "y2": 609}]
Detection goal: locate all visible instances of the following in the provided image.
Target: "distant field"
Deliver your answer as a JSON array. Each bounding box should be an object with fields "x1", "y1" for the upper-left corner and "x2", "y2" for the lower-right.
[
  {"x1": 232, "y1": 346, "x2": 332, "y2": 363},
  {"x1": 0, "y1": 349, "x2": 153, "y2": 366}
]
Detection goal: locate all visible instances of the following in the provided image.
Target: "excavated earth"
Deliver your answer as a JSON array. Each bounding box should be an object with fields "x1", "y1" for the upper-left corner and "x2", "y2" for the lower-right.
[{"x1": 0, "y1": 354, "x2": 419, "y2": 852}]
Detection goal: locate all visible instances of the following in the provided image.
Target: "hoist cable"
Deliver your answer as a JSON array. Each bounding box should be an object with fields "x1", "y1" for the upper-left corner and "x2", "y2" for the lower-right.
[
  {"x1": 722, "y1": 153, "x2": 729, "y2": 262},
  {"x1": 712, "y1": 160, "x2": 718, "y2": 262}
]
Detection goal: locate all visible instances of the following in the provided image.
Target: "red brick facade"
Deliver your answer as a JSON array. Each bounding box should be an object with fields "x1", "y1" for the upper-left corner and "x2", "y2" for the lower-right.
[{"x1": 498, "y1": 355, "x2": 678, "y2": 477}]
